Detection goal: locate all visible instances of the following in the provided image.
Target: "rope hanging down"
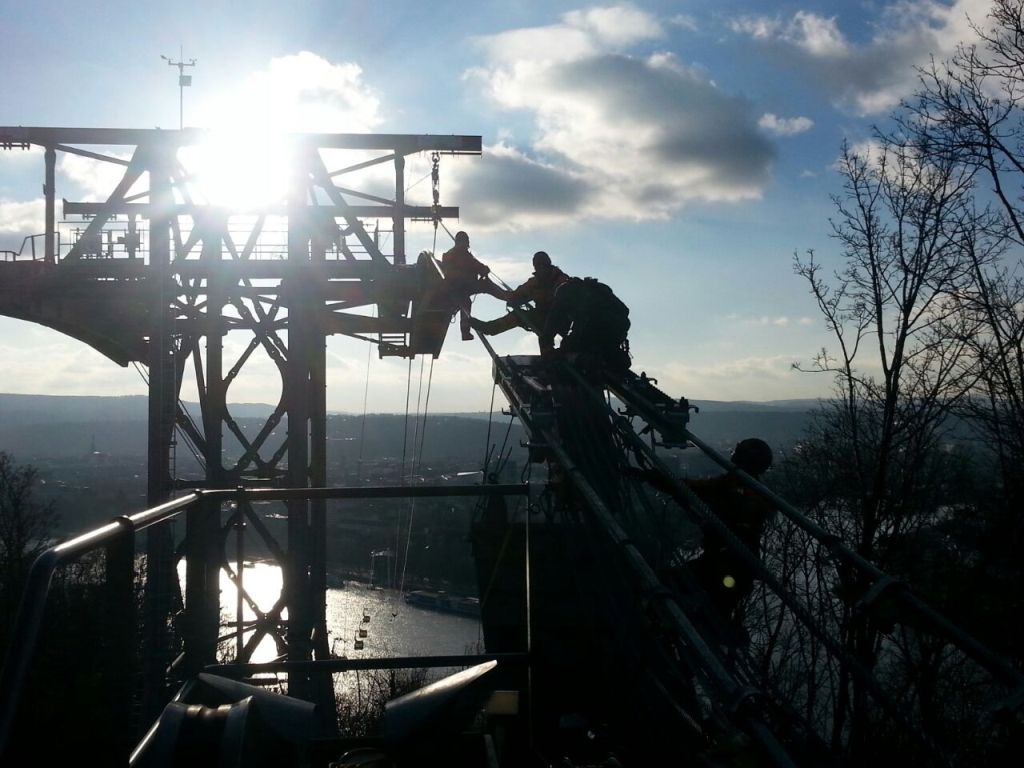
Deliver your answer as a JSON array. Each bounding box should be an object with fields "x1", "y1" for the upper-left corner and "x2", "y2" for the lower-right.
[{"x1": 396, "y1": 354, "x2": 436, "y2": 607}]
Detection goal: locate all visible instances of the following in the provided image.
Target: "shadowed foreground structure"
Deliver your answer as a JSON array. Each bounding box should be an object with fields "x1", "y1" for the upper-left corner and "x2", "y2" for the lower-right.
[{"x1": 1, "y1": 126, "x2": 1022, "y2": 766}]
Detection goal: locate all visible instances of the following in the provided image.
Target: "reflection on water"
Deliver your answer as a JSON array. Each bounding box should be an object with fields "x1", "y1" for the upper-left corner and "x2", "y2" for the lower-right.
[{"x1": 192, "y1": 561, "x2": 483, "y2": 664}]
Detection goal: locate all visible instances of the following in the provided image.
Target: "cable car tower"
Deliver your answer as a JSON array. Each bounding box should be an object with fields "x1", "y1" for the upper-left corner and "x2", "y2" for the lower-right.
[{"x1": 0, "y1": 125, "x2": 481, "y2": 719}]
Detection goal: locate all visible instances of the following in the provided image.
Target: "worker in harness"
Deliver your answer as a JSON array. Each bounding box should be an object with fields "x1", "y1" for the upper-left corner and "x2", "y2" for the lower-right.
[
  {"x1": 440, "y1": 231, "x2": 508, "y2": 340},
  {"x1": 540, "y1": 276, "x2": 631, "y2": 371},
  {"x1": 472, "y1": 250, "x2": 571, "y2": 353},
  {"x1": 627, "y1": 438, "x2": 774, "y2": 639},
  {"x1": 686, "y1": 438, "x2": 774, "y2": 633}
]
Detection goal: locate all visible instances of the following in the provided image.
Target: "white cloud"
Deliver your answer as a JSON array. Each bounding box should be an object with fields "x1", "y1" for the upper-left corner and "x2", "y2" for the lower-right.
[
  {"x1": 58, "y1": 152, "x2": 136, "y2": 202},
  {"x1": 839, "y1": 138, "x2": 915, "y2": 177},
  {"x1": 0, "y1": 327, "x2": 146, "y2": 397},
  {"x1": 198, "y1": 51, "x2": 382, "y2": 134},
  {"x1": 0, "y1": 198, "x2": 44, "y2": 237},
  {"x1": 670, "y1": 15, "x2": 699, "y2": 33},
  {"x1": 727, "y1": 313, "x2": 816, "y2": 328},
  {"x1": 468, "y1": 9, "x2": 776, "y2": 228},
  {"x1": 729, "y1": 16, "x2": 783, "y2": 40},
  {"x1": 759, "y1": 113, "x2": 814, "y2": 136},
  {"x1": 845, "y1": 138, "x2": 885, "y2": 166},
  {"x1": 649, "y1": 354, "x2": 827, "y2": 401},
  {"x1": 731, "y1": 1, "x2": 994, "y2": 115},
  {"x1": 562, "y1": 5, "x2": 664, "y2": 47},
  {"x1": 0, "y1": 144, "x2": 44, "y2": 161},
  {"x1": 789, "y1": 11, "x2": 850, "y2": 57}
]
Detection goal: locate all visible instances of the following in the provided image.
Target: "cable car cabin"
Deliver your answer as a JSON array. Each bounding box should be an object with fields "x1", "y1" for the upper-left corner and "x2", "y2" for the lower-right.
[{"x1": 380, "y1": 251, "x2": 454, "y2": 358}]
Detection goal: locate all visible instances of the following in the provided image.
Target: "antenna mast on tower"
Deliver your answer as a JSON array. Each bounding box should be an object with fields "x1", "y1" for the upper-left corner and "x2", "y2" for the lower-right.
[{"x1": 160, "y1": 46, "x2": 197, "y2": 129}]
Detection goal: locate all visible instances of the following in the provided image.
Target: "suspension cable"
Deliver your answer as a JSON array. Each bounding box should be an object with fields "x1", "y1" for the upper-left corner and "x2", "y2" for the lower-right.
[
  {"x1": 132, "y1": 360, "x2": 206, "y2": 472},
  {"x1": 356, "y1": 311, "x2": 374, "y2": 483},
  {"x1": 483, "y1": 382, "x2": 498, "y2": 474},
  {"x1": 397, "y1": 355, "x2": 436, "y2": 601},
  {"x1": 400, "y1": 357, "x2": 413, "y2": 485}
]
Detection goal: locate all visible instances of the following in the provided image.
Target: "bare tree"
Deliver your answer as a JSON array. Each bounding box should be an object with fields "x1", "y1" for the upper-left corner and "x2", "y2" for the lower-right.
[
  {"x1": 778, "y1": 137, "x2": 980, "y2": 758},
  {"x1": 904, "y1": 0, "x2": 1024, "y2": 501},
  {"x1": 746, "y1": 7, "x2": 1024, "y2": 763},
  {"x1": 0, "y1": 451, "x2": 57, "y2": 646}
]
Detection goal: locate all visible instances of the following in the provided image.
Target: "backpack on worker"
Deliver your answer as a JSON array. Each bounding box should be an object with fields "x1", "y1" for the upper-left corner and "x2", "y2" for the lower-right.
[{"x1": 572, "y1": 277, "x2": 631, "y2": 370}]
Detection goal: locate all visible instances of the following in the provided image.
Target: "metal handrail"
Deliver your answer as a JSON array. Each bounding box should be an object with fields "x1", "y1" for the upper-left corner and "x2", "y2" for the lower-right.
[
  {"x1": 208, "y1": 652, "x2": 529, "y2": 678},
  {"x1": 0, "y1": 482, "x2": 527, "y2": 758},
  {"x1": 0, "y1": 493, "x2": 199, "y2": 752},
  {"x1": 569, "y1": 353, "x2": 1023, "y2": 693},
  {"x1": 681, "y1": 428, "x2": 1024, "y2": 692},
  {"x1": 482, "y1": 345, "x2": 1024, "y2": 763}
]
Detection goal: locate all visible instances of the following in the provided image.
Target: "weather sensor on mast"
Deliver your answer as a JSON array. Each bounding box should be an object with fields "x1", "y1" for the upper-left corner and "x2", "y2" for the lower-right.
[{"x1": 160, "y1": 46, "x2": 196, "y2": 129}]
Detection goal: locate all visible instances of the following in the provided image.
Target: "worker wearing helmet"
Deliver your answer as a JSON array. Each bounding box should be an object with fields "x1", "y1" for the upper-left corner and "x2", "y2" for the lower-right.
[
  {"x1": 440, "y1": 231, "x2": 508, "y2": 341},
  {"x1": 625, "y1": 438, "x2": 774, "y2": 639},
  {"x1": 687, "y1": 438, "x2": 775, "y2": 630},
  {"x1": 473, "y1": 250, "x2": 570, "y2": 352}
]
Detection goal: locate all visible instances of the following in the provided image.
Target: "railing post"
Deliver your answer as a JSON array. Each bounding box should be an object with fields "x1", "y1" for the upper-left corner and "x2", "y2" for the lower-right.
[
  {"x1": 141, "y1": 139, "x2": 179, "y2": 725},
  {"x1": 183, "y1": 495, "x2": 222, "y2": 676},
  {"x1": 104, "y1": 516, "x2": 136, "y2": 761},
  {"x1": 44, "y1": 145, "x2": 55, "y2": 263}
]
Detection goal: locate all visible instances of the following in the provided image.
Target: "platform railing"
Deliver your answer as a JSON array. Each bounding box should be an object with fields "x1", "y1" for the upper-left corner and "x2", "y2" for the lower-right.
[
  {"x1": 0, "y1": 482, "x2": 528, "y2": 760},
  {"x1": 0, "y1": 232, "x2": 57, "y2": 262}
]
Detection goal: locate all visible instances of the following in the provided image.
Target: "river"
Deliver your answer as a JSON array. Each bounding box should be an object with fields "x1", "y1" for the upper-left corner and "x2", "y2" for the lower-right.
[{"x1": 211, "y1": 561, "x2": 483, "y2": 665}]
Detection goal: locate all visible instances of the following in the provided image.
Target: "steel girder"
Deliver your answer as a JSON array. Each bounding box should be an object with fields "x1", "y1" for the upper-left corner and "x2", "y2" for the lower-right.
[{"x1": 0, "y1": 126, "x2": 482, "y2": 724}]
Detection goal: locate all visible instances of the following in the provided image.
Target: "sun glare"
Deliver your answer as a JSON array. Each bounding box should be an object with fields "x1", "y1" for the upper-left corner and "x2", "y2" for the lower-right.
[
  {"x1": 179, "y1": 53, "x2": 383, "y2": 209},
  {"x1": 181, "y1": 128, "x2": 290, "y2": 208}
]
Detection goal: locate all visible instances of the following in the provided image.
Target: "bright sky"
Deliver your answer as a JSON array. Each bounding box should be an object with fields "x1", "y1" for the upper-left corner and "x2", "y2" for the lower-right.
[{"x1": 0, "y1": 1, "x2": 995, "y2": 413}]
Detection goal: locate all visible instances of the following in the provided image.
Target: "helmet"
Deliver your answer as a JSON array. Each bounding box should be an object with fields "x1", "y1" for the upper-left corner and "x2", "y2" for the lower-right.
[
  {"x1": 533, "y1": 251, "x2": 551, "y2": 269},
  {"x1": 454, "y1": 231, "x2": 470, "y2": 245},
  {"x1": 731, "y1": 438, "x2": 773, "y2": 476}
]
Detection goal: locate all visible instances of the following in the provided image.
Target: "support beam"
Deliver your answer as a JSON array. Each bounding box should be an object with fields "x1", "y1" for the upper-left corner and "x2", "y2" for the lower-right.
[
  {"x1": 0, "y1": 125, "x2": 485, "y2": 734},
  {"x1": 44, "y1": 147, "x2": 55, "y2": 264},
  {"x1": 0, "y1": 126, "x2": 482, "y2": 155},
  {"x1": 141, "y1": 143, "x2": 178, "y2": 725},
  {"x1": 63, "y1": 200, "x2": 461, "y2": 220}
]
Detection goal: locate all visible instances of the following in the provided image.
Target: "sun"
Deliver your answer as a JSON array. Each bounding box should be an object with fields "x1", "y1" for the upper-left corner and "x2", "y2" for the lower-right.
[
  {"x1": 176, "y1": 53, "x2": 385, "y2": 209},
  {"x1": 179, "y1": 127, "x2": 290, "y2": 209},
  {"x1": 179, "y1": 76, "x2": 294, "y2": 209}
]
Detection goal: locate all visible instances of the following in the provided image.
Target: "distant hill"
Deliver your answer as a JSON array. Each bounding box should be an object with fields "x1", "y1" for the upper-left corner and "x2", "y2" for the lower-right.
[
  {"x1": 0, "y1": 393, "x2": 276, "y2": 424},
  {"x1": 689, "y1": 399, "x2": 822, "y2": 412},
  {"x1": 686, "y1": 400, "x2": 818, "y2": 452},
  {"x1": 0, "y1": 393, "x2": 151, "y2": 424},
  {"x1": 0, "y1": 392, "x2": 819, "y2": 462}
]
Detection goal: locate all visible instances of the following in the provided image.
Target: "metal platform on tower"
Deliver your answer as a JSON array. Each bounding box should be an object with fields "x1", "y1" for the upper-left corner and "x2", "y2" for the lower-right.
[{"x1": 0, "y1": 125, "x2": 482, "y2": 726}]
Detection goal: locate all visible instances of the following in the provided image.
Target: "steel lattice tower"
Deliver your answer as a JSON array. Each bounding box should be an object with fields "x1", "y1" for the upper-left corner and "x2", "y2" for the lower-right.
[{"x1": 0, "y1": 126, "x2": 481, "y2": 721}]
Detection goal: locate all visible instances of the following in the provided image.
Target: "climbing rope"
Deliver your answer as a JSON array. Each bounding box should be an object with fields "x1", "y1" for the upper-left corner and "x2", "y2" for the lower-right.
[
  {"x1": 396, "y1": 353, "x2": 436, "y2": 606},
  {"x1": 131, "y1": 359, "x2": 206, "y2": 474},
  {"x1": 355, "y1": 308, "x2": 376, "y2": 483}
]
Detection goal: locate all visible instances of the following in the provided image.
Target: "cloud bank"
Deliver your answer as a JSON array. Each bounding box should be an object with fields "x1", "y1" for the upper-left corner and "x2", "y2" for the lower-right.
[
  {"x1": 730, "y1": 1, "x2": 992, "y2": 115},
  {"x1": 460, "y1": 4, "x2": 776, "y2": 229}
]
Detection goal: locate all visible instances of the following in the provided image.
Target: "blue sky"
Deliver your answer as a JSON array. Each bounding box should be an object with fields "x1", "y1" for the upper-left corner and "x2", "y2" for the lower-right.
[{"x1": 0, "y1": 1, "x2": 994, "y2": 412}]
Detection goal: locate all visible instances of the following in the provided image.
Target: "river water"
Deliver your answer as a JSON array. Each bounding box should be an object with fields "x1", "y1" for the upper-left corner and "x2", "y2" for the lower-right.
[{"x1": 212, "y1": 561, "x2": 483, "y2": 664}]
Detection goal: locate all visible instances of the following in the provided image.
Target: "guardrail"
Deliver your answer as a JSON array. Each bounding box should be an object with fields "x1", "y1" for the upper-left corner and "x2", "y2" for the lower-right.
[
  {"x1": 0, "y1": 233, "x2": 56, "y2": 262},
  {"x1": 0, "y1": 482, "x2": 528, "y2": 760}
]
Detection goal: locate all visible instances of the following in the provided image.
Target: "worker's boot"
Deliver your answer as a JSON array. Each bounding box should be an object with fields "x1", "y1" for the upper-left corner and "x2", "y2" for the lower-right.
[{"x1": 472, "y1": 313, "x2": 520, "y2": 336}]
